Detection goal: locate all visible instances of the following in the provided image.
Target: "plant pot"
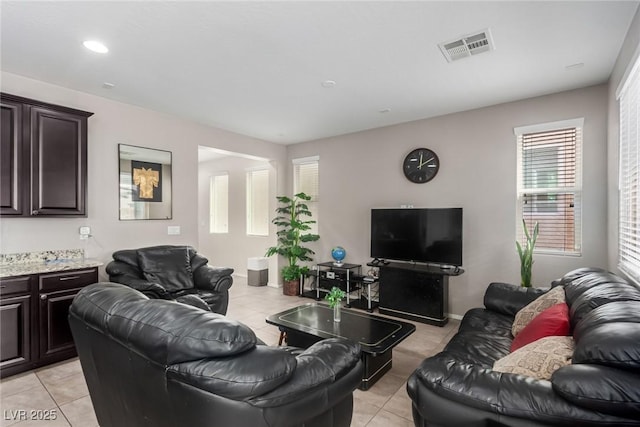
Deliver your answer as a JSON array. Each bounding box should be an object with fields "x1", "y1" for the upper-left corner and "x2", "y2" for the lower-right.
[{"x1": 283, "y1": 279, "x2": 300, "y2": 296}]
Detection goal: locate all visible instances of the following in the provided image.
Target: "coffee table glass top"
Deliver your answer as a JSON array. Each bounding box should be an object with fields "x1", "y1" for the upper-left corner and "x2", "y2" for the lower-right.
[{"x1": 266, "y1": 303, "x2": 415, "y2": 354}]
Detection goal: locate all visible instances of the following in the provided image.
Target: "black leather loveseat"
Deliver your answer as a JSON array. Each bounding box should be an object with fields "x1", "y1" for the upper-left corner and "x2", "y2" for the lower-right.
[
  {"x1": 69, "y1": 283, "x2": 363, "y2": 427},
  {"x1": 105, "y1": 245, "x2": 233, "y2": 314},
  {"x1": 407, "y1": 268, "x2": 640, "y2": 426}
]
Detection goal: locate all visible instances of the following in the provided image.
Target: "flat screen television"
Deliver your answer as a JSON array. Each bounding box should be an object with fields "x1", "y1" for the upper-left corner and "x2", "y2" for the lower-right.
[{"x1": 370, "y1": 208, "x2": 463, "y2": 266}]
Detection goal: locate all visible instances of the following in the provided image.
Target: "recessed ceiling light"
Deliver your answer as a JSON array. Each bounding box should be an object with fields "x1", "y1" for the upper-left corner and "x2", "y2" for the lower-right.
[
  {"x1": 379, "y1": 108, "x2": 392, "y2": 114},
  {"x1": 102, "y1": 82, "x2": 115, "y2": 89},
  {"x1": 321, "y1": 80, "x2": 336, "y2": 88},
  {"x1": 83, "y1": 40, "x2": 108, "y2": 54}
]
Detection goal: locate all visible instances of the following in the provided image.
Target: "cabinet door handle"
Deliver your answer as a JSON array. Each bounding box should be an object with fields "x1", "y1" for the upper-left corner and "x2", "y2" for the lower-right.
[
  {"x1": 0, "y1": 285, "x2": 6, "y2": 289},
  {"x1": 59, "y1": 276, "x2": 80, "y2": 281},
  {"x1": 40, "y1": 294, "x2": 47, "y2": 300}
]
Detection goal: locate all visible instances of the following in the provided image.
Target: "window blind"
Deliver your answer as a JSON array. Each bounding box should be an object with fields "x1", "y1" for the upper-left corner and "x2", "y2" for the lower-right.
[
  {"x1": 618, "y1": 55, "x2": 640, "y2": 282},
  {"x1": 293, "y1": 157, "x2": 319, "y2": 234},
  {"x1": 516, "y1": 124, "x2": 582, "y2": 254},
  {"x1": 246, "y1": 169, "x2": 269, "y2": 236},
  {"x1": 293, "y1": 161, "x2": 319, "y2": 201},
  {"x1": 209, "y1": 174, "x2": 228, "y2": 233}
]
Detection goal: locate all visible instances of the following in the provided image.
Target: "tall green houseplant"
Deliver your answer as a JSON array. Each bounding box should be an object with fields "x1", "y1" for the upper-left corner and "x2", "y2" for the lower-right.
[
  {"x1": 516, "y1": 219, "x2": 539, "y2": 287},
  {"x1": 265, "y1": 192, "x2": 320, "y2": 294}
]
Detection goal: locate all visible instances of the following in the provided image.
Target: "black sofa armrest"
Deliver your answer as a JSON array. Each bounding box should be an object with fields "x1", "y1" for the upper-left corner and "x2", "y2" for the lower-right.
[
  {"x1": 483, "y1": 282, "x2": 547, "y2": 317},
  {"x1": 193, "y1": 265, "x2": 234, "y2": 292},
  {"x1": 248, "y1": 338, "x2": 362, "y2": 407}
]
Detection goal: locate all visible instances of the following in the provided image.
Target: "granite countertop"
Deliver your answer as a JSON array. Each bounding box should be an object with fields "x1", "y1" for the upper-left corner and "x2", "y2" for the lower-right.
[
  {"x1": 0, "y1": 259, "x2": 103, "y2": 278},
  {"x1": 0, "y1": 249, "x2": 103, "y2": 278}
]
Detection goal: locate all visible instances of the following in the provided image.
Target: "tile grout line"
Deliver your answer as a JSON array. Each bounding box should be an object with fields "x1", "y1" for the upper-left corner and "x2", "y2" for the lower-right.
[{"x1": 32, "y1": 372, "x2": 72, "y2": 427}]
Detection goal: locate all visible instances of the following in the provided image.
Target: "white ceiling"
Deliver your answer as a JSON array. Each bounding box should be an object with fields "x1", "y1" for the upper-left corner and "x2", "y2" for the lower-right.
[{"x1": 1, "y1": 1, "x2": 637, "y2": 144}]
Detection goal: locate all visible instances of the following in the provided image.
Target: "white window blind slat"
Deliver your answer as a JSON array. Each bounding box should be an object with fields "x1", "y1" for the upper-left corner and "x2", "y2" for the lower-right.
[{"x1": 619, "y1": 54, "x2": 640, "y2": 282}]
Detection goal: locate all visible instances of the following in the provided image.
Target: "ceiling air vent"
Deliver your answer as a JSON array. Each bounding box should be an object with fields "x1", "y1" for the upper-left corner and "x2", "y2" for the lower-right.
[{"x1": 438, "y1": 29, "x2": 494, "y2": 62}]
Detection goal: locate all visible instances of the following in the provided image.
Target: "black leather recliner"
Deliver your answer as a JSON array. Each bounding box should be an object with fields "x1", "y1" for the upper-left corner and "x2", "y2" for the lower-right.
[
  {"x1": 69, "y1": 283, "x2": 363, "y2": 427},
  {"x1": 407, "y1": 268, "x2": 640, "y2": 426},
  {"x1": 105, "y1": 245, "x2": 233, "y2": 314}
]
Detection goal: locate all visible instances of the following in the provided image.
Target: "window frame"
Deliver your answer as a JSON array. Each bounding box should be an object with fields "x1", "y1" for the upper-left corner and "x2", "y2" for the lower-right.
[{"x1": 514, "y1": 118, "x2": 584, "y2": 256}]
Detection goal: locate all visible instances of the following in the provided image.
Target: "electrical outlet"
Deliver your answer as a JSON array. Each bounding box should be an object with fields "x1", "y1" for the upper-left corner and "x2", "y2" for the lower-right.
[
  {"x1": 167, "y1": 226, "x2": 181, "y2": 235},
  {"x1": 79, "y1": 226, "x2": 91, "y2": 240}
]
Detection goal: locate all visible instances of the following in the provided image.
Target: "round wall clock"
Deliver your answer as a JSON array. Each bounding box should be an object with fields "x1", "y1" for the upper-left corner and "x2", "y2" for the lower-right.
[{"x1": 403, "y1": 148, "x2": 440, "y2": 183}]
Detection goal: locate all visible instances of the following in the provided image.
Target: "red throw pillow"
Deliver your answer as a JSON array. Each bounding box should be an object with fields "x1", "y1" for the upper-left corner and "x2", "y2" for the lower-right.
[{"x1": 510, "y1": 303, "x2": 570, "y2": 352}]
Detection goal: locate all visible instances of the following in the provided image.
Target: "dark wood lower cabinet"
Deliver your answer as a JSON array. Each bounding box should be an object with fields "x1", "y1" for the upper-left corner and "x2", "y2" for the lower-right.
[
  {"x1": 0, "y1": 267, "x2": 98, "y2": 378},
  {"x1": 0, "y1": 294, "x2": 32, "y2": 372},
  {"x1": 39, "y1": 287, "x2": 81, "y2": 361}
]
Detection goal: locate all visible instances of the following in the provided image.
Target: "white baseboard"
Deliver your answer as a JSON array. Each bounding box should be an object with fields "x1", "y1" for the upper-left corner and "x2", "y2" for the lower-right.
[{"x1": 447, "y1": 313, "x2": 463, "y2": 321}]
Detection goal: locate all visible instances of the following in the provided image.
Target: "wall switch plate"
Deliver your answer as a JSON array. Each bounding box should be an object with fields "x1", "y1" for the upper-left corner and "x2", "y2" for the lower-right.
[{"x1": 167, "y1": 226, "x2": 181, "y2": 235}]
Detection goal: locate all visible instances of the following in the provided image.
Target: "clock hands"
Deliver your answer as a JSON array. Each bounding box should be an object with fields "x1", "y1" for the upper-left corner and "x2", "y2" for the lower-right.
[{"x1": 418, "y1": 156, "x2": 435, "y2": 169}]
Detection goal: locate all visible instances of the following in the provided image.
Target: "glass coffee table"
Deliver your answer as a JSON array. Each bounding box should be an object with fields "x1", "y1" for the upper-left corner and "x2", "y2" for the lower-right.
[{"x1": 266, "y1": 303, "x2": 415, "y2": 390}]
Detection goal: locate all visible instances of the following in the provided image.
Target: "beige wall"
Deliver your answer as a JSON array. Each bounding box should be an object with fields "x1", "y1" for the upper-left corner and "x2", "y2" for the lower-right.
[
  {"x1": 608, "y1": 7, "x2": 640, "y2": 273},
  {"x1": 0, "y1": 71, "x2": 286, "y2": 280},
  {"x1": 288, "y1": 84, "x2": 609, "y2": 316}
]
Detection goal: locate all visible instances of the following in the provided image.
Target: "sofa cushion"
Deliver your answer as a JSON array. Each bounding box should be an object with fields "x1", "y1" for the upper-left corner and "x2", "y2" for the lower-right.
[
  {"x1": 563, "y1": 271, "x2": 629, "y2": 309},
  {"x1": 512, "y1": 286, "x2": 565, "y2": 337},
  {"x1": 494, "y1": 336, "x2": 574, "y2": 380},
  {"x1": 572, "y1": 301, "x2": 640, "y2": 369},
  {"x1": 137, "y1": 246, "x2": 194, "y2": 292},
  {"x1": 511, "y1": 303, "x2": 570, "y2": 352},
  {"x1": 568, "y1": 281, "x2": 640, "y2": 327}
]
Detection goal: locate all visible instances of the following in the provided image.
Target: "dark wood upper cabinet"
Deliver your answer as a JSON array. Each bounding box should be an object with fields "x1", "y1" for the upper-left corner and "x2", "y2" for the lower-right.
[
  {"x1": 0, "y1": 93, "x2": 93, "y2": 217},
  {"x1": 0, "y1": 98, "x2": 25, "y2": 215}
]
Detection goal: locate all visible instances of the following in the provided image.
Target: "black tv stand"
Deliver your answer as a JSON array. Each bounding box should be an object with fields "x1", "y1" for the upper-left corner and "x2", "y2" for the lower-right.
[{"x1": 376, "y1": 261, "x2": 464, "y2": 327}]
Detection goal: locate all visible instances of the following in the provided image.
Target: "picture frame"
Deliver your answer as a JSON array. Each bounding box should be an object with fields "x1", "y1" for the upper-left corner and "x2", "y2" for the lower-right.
[{"x1": 118, "y1": 144, "x2": 172, "y2": 220}]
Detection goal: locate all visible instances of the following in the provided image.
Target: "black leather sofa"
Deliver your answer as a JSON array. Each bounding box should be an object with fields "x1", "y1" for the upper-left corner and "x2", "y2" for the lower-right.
[
  {"x1": 105, "y1": 245, "x2": 233, "y2": 314},
  {"x1": 69, "y1": 283, "x2": 363, "y2": 427},
  {"x1": 407, "y1": 268, "x2": 640, "y2": 426}
]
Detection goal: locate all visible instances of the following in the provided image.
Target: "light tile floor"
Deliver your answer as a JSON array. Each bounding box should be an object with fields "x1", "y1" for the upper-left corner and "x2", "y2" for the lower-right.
[{"x1": 0, "y1": 276, "x2": 459, "y2": 427}]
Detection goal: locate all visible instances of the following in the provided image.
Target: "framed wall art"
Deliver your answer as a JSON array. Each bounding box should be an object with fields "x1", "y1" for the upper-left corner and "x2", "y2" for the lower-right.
[{"x1": 118, "y1": 144, "x2": 172, "y2": 220}]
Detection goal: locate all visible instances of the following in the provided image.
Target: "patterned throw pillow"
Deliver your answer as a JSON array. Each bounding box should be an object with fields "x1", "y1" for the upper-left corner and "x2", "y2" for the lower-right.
[
  {"x1": 493, "y1": 336, "x2": 575, "y2": 380},
  {"x1": 512, "y1": 286, "x2": 566, "y2": 337}
]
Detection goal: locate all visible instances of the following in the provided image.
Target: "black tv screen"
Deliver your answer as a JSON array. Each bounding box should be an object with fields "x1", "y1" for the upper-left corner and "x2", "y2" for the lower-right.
[{"x1": 370, "y1": 208, "x2": 463, "y2": 266}]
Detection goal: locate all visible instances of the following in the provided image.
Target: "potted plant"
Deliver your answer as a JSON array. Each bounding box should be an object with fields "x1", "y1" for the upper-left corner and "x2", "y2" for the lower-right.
[
  {"x1": 325, "y1": 286, "x2": 346, "y2": 322},
  {"x1": 265, "y1": 192, "x2": 320, "y2": 295},
  {"x1": 516, "y1": 219, "x2": 539, "y2": 287}
]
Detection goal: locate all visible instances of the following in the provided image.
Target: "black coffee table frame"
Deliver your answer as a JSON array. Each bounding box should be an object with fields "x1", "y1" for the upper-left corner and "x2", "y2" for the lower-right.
[{"x1": 266, "y1": 303, "x2": 415, "y2": 390}]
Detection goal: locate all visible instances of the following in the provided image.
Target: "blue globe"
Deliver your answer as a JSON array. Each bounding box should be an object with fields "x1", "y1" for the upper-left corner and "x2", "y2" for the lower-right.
[{"x1": 331, "y1": 246, "x2": 346, "y2": 265}]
